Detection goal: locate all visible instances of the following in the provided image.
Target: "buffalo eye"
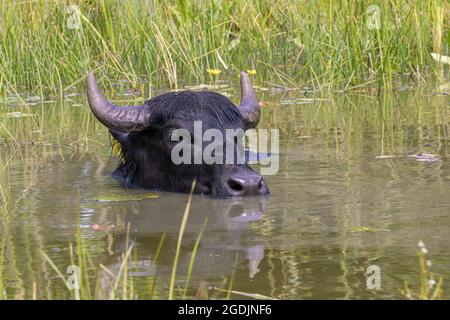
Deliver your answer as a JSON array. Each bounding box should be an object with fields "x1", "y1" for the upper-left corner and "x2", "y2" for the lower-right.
[{"x1": 164, "y1": 126, "x2": 193, "y2": 149}]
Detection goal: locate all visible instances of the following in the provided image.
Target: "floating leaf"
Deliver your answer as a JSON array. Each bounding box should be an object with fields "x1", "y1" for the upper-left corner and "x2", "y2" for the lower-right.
[
  {"x1": 350, "y1": 226, "x2": 377, "y2": 233},
  {"x1": 431, "y1": 53, "x2": 450, "y2": 65},
  {"x1": 93, "y1": 193, "x2": 159, "y2": 202},
  {"x1": 350, "y1": 226, "x2": 389, "y2": 233},
  {"x1": 280, "y1": 98, "x2": 330, "y2": 105},
  {"x1": 3, "y1": 96, "x2": 21, "y2": 104},
  {"x1": 437, "y1": 82, "x2": 450, "y2": 92},
  {"x1": 184, "y1": 84, "x2": 228, "y2": 91},
  {"x1": 5, "y1": 112, "x2": 36, "y2": 118},
  {"x1": 64, "y1": 93, "x2": 83, "y2": 98},
  {"x1": 26, "y1": 95, "x2": 42, "y2": 102},
  {"x1": 407, "y1": 153, "x2": 439, "y2": 163}
]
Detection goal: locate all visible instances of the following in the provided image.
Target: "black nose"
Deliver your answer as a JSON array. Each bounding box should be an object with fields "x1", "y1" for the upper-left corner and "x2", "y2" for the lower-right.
[{"x1": 226, "y1": 173, "x2": 269, "y2": 197}]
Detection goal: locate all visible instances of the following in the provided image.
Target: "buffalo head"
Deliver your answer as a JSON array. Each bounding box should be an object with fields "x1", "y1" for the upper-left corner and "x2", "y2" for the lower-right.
[{"x1": 86, "y1": 71, "x2": 270, "y2": 197}]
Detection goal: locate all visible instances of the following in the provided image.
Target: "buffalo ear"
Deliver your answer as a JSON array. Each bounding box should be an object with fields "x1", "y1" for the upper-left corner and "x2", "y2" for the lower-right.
[{"x1": 109, "y1": 129, "x2": 129, "y2": 146}]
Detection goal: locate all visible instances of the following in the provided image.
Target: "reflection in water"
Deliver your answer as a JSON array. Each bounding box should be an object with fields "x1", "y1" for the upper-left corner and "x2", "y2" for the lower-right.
[{"x1": 97, "y1": 196, "x2": 267, "y2": 299}]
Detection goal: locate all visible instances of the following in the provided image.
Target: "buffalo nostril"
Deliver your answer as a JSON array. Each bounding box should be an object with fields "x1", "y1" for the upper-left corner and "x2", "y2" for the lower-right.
[
  {"x1": 258, "y1": 179, "x2": 264, "y2": 190},
  {"x1": 227, "y1": 178, "x2": 244, "y2": 192},
  {"x1": 226, "y1": 176, "x2": 267, "y2": 196}
]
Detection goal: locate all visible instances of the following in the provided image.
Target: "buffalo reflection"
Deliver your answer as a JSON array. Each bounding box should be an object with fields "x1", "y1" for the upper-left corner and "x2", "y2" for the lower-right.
[{"x1": 97, "y1": 195, "x2": 268, "y2": 298}]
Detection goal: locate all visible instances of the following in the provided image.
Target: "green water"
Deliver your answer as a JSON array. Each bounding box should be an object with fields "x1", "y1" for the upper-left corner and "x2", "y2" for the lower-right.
[{"x1": 1, "y1": 85, "x2": 449, "y2": 299}]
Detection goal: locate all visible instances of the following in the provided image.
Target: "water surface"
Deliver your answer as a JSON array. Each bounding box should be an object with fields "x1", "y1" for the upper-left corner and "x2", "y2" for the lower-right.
[{"x1": 1, "y1": 86, "x2": 449, "y2": 299}]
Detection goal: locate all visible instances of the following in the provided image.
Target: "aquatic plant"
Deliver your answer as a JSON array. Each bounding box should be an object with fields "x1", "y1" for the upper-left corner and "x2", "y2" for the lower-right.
[
  {"x1": 400, "y1": 241, "x2": 444, "y2": 300},
  {"x1": 0, "y1": 0, "x2": 448, "y2": 96}
]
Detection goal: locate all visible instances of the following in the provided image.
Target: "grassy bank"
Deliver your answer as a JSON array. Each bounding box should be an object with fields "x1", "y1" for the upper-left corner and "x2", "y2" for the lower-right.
[{"x1": 0, "y1": 0, "x2": 448, "y2": 96}]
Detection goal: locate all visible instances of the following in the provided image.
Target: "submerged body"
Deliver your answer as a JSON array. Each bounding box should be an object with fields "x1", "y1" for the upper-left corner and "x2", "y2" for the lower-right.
[{"x1": 86, "y1": 72, "x2": 269, "y2": 197}]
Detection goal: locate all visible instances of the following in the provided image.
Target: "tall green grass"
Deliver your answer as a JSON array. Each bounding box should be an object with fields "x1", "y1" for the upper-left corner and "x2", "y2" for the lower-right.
[{"x1": 0, "y1": 0, "x2": 448, "y2": 96}]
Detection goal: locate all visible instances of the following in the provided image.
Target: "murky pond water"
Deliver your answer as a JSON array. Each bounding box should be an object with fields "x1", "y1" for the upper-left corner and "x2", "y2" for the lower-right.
[{"x1": 1, "y1": 86, "x2": 449, "y2": 299}]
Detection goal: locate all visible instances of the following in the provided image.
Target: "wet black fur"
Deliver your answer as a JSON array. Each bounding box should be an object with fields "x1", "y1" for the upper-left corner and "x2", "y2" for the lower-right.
[{"x1": 110, "y1": 90, "x2": 251, "y2": 196}]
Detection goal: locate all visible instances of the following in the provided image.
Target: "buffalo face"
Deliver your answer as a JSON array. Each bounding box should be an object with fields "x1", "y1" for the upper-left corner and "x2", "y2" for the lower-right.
[{"x1": 86, "y1": 72, "x2": 269, "y2": 197}]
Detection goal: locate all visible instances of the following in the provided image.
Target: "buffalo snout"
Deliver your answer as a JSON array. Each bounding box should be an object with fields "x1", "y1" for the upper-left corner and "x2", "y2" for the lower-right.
[{"x1": 221, "y1": 169, "x2": 269, "y2": 197}]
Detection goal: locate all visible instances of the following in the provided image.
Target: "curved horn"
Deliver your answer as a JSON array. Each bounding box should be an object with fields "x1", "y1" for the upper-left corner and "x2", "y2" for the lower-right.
[
  {"x1": 86, "y1": 72, "x2": 150, "y2": 132},
  {"x1": 238, "y1": 71, "x2": 260, "y2": 128}
]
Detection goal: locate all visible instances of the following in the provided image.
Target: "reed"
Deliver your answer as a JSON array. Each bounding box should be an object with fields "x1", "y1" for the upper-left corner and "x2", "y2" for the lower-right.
[{"x1": 0, "y1": 0, "x2": 448, "y2": 96}]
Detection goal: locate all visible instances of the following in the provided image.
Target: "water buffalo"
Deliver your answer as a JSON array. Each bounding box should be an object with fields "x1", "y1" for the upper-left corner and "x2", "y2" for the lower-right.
[{"x1": 86, "y1": 71, "x2": 270, "y2": 197}]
